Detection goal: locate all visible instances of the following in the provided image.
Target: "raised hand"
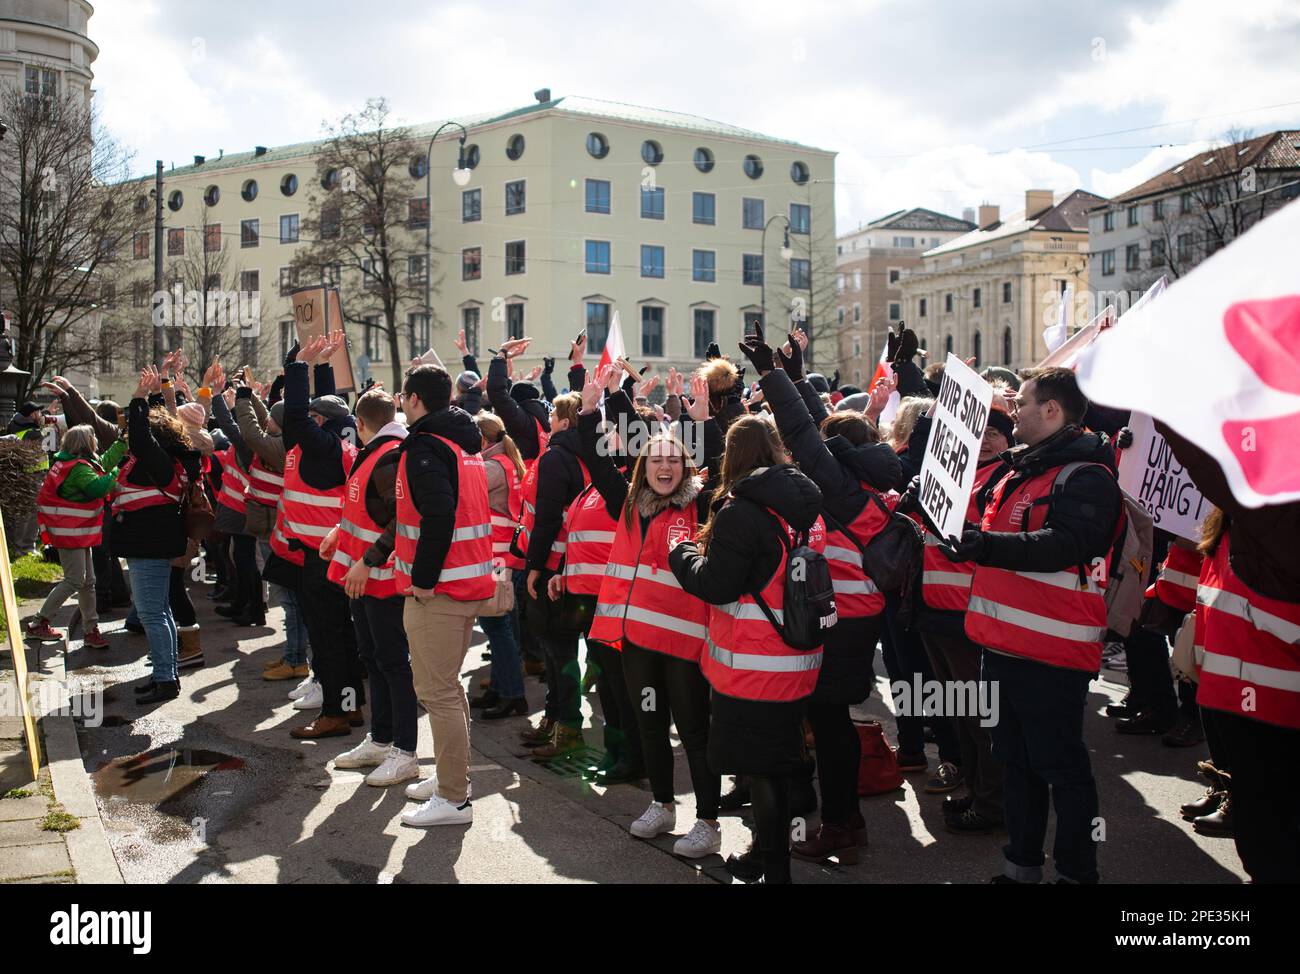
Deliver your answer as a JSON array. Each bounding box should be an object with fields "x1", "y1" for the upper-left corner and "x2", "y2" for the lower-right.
[
  {"x1": 454, "y1": 329, "x2": 468, "y2": 355},
  {"x1": 776, "y1": 328, "x2": 804, "y2": 380},
  {"x1": 603, "y1": 361, "x2": 623, "y2": 395},
  {"x1": 297, "y1": 335, "x2": 329, "y2": 364},
  {"x1": 569, "y1": 332, "x2": 587, "y2": 364},
  {"x1": 499, "y1": 337, "x2": 531, "y2": 359},
  {"x1": 685, "y1": 374, "x2": 711, "y2": 421},
  {"x1": 580, "y1": 371, "x2": 605, "y2": 414},
  {"x1": 525, "y1": 365, "x2": 543, "y2": 382},
  {"x1": 737, "y1": 322, "x2": 775, "y2": 375},
  {"x1": 665, "y1": 367, "x2": 684, "y2": 398},
  {"x1": 637, "y1": 372, "x2": 661, "y2": 400}
]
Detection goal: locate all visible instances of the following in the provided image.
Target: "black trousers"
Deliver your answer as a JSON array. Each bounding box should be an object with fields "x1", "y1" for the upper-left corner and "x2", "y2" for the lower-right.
[
  {"x1": 882, "y1": 592, "x2": 961, "y2": 763},
  {"x1": 300, "y1": 549, "x2": 365, "y2": 718},
  {"x1": 351, "y1": 595, "x2": 417, "y2": 752},
  {"x1": 749, "y1": 774, "x2": 792, "y2": 883},
  {"x1": 206, "y1": 531, "x2": 234, "y2": 591},
  {"x1": 806, "y1": 700, "x2": 859, "y2": 825},
  {"x1": 1124, "y1": 624, "x2": 1178, "y2": 719},
  {"x1": 587, "y1": 640, "x2": 643, "y2": 765},
  {"x1": 92, "y1": 519, "x2": 128, "y2": 605},
  {"x1": 231, "y1": 533, "x2": 263, "y2": 614},
  {"x1": 622, "y1": 642, "x2": 719, "y2": 819},
  {"x1": 541, "y1": 632, "x2": 582, "y2": 726}
]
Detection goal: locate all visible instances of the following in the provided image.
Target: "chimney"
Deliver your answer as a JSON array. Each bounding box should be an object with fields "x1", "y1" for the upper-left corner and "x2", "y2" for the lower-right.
[
  {"x1": 193, "y1": 155, "x2": 205, "y2": 165},
  {"x1": 962, "y1": 207, "x2": 976, "y2": 225},
  {"x1": 534, "y1": 87, "x2": 551, "y2": 103},
  {"x1": 1025, "y1": 189, "x2": 1054, "y2": 219},
  {"x1": 977, "y1": 203, "x2": 1000, "y2": 229},
  {"x1": 254, "y1": 145, "x2": 267, "y2": 156}
]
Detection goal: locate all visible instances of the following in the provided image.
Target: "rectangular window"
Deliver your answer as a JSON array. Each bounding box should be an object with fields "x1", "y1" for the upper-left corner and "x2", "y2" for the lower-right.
[
  {"x1": 364, "y1": 316, "x2": 385, "y2": 362},
  {"x1": 1153, "y1": 199, "x2": 1165, "y2": 220},
  {"x1": 320, "y1": 206, "x2": 340, "y2": 240},
  {"x1": 641, "y1": 306, "x2": 664, "y2": 358},
  {"x1": 131, "y1": 233, "x2": 150, "y2": 260},
  {"x1": 585, "y1": 239, "x2": 611, "y2": 274},
  {"x1": 742, "y1": 253, "x2": 764, "y2": 286},
  {"x1": 462, "y1": 306, "x2": 481, "y2": 356},
  {"x1": 789, "y1": 257, "x2": 811, "y2": 290},
  {"x1": 241, "y1": 218, "x2": 259, "y2": 248},
  {"x1": 168, "y1": 229, "x2": 185, "y2": 256},
  {"x1": 693, "y1": 309, "x2": 716, "y2": 359},
  {"x1": 1101, "y1": 249, "x2": 1116, "y2": 276},
  {"x1": 919, "y1": 297, "x2": 927, "y2": 317},
  {"x1": 1177, "y1": 233, "x2": 1193, "y2": 262},
  {"x1": 945, "y1": 293, "x2": 953, "y2": 313},
  {"x1": 888, "y1": 302, "x2": 901, "y2": 320},
  {"x1": 1002, "y1": 281, "x2": 1012, "y2": 304},
  {"x1": 25, "y1": 66, "x2": 58, "y2": 99},
  {"x1": 1103, "y1": 211, "x2": 1115, "y2": 232},
  {"x1": 1151, "y1": 238, "x2": 1167, "y2": 267},
  {"x1": 692, "y1": 249, "x2": 716, "y2": 283},
  {"x1": 506, "y1": 302, "x2": 525, "y2": 341},
  {"x1": 239, "y1": 270, "x2": 259, "y2": 294},
  {"x1": 640, "y1": 244, "x2": 664, "y2": 279},
  {"x1": 586, "y1": 302, "x2": 610, "y2": 351},
  {"x1": 505, "y1": 180, "x2": 526, "y2": 216},
  {"x1": 408, "y1": 197, "x2": 429, "y2": 228},
  {"x1": 1127, "y1": 205, "x2": 1139, "y2": 227},
  {"x1": 321, "y1": 263, "x2": 340, "y2": 287},
  {"x1": 409, "y1": 313, "x2": 430, "y2": 359},
  {"x1": 462, "y1": 188, "x2": 482, "y2": 222},
  {"x1": 1125, "y1": 243, "x2": 1141, "y2": 272},
  {"x1": 462, "y1": 247, "x2": 482, "y2": 281},
  {"x1": 853, "y1": 304, "x2": 861, "y2": 322},
  {"x1": 506, "y1": 240, "x2": 526, "y2": 275},
  {"x1": 972, "y1": 287, "x2": 981, "y2": 309},
  {"x1": 1180, "y1": 192, "x2": 1192, "y2": 215},
  {"x1": 280, "y1": 321, "x2": 295, "y2": 360},
  {"x1": 133, "y1": 281, "x2": 149, "y2": 307},
  {"x1": 790, "y1": 203, "x2": 810, "y2": 235},
  {"x1": 204, "y1": 223, "x2": 221, "y2": 253},
  {"x1": 279, "y1": 266, "x2": 298, "y2": 295},
  {"x1": 640, "y1": 186, "x2": 665, "y2": 220},
  {"x1": 742, "y1": 197, "x2": 765, "y2": 230},
  {"x1": 744, "y1": 312, "x2": 763, "y2": 338},
  {"x1": 693, "y1": 192, "x2": 715, "y2": 225},
  {"x1": 585, "y1": 179, "x2": 611, "y2": 214},
  {"x1": 408, "y1": 255, "x2": 427, "y2": 285},
  {"x1": 887, "y1": 267, "x2": 901, "y2": 284},
  {"x1": 100, "y1": 283, "x2": 116, "y2": 310},
  {"x1": 280, "y1": 214, "x2": 299, "y2": 244}
]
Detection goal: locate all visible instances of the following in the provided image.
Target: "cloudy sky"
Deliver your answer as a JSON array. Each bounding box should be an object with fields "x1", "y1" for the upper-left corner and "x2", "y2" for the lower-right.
[{"x1": 89, "y1": 0, "x2": 1300, "y2": 233}]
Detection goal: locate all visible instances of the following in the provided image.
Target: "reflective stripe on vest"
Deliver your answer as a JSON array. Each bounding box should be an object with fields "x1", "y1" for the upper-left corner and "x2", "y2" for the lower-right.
[
  {"x1": 393, "y1": 433, "x2": 495, "y2": 600},
  {"x1": 486, "y1": 452, "x2": 522, "y2": 563},
  {"x1": 247, "y1": 457, "x2": 285, "y2": 506},
  {"x1": 560, "y1": 484, "x2": 618, "y2": 597},
  {"x1": 964, "y1": 463, "x2": 1111, "y2": 672},
  {"x1": 217, "y1": 446, "x2": 249, "y2": 515},
  {"x1": 110, "y1": 456, "x2": 184, "y2": 517},
  {"x1": 823, "y1": 486, "x2": 888, "y2": 618},
  {"x1": 1154, "y1": 545, "x2": 1203, "y2": 614},
  {"x1": 327, "y1": 439, "x2": 401, "y2": 598},
  {"x1": 921, "y1": 458, "x2": 1005, "y2": 614},
  {"x1": 37, "y1": 459, "x2": 104, "y2": 549},
  {"x1": 1195, "y1": 531, "x2": 1300, "y2": 729},
  {"x1": 279, "y1": 442, "x2": 356, "y2": 553},
  {"x1": 269, "y1": 506, "x2": 304, "y2": 567}
]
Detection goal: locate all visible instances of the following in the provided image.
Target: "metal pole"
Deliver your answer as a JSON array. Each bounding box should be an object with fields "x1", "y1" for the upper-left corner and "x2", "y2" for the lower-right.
[
  {"x1": 423, "y1": 121, "x2": 467, "y2": 334},
  {"x1": 152, "y1": 160, "x2": 164, "y2": 362},
  {"x1": 760, "y1": 214, "x2": 790, "y2": 332}
]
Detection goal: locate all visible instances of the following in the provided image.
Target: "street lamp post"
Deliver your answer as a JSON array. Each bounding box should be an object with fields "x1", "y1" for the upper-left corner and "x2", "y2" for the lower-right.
[
  {"x1": 760, "y1": 214, "x2": 792, "y2": 333},
  {"x1": 423, "y1": 122, "x2": 471, "y2": 334}
]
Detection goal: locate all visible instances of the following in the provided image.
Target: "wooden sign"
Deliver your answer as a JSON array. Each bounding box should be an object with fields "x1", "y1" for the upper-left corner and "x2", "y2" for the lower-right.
[{"x1": 289, "y1": 285, "x2": 355, "y2": 393}]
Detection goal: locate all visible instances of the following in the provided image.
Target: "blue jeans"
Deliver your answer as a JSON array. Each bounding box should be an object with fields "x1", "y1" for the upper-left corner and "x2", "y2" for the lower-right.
[
  {"x1": 259, "y1": 541, "x2": 310, "y2": 667},
  {"x1": 127, "y1": 558, "x2": 177, "y2": 682},
  {"x1": 481, "y1": 608, "x2": 524, "y2": 699}
]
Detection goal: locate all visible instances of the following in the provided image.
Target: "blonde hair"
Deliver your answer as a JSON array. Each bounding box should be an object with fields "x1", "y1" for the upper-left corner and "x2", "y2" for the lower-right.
[
  {"x1": 888, "y1": 396, "x2": 933, "y2": 451},
  {"x1": 552, "y1": 392, "x2": 582, "y2": 427},
  {"x1": 60, "y1": 424, "x2": 97, "y2": 460},
  {"x1": 355, "y1": 388, "x2": 396, "y2": 429},
  {"x1": 474, "y1": 412, "x2": 526, "y2": 482}
]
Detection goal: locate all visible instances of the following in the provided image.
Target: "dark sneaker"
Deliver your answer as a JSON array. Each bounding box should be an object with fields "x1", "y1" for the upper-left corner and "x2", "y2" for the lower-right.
[
  {"x1": 1115, "y1": 710, "x2": 1178, "y2": 735},
  {"x1": 1162, "y1": 712, "x2": 1206, "y2": 747},
  {"x1": 924, "y1": 761, "x2": 963, "y2": 794},
  {"x1": 943, "y1": 793, "x2": 974, "y2": 818},
  {"x1": 946, "y1": 807, "x2": 1003, "y2": 834}
]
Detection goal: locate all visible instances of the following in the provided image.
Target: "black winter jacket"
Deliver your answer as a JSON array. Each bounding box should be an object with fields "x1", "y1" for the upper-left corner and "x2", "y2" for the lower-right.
[
  {"x1": 281, "y1": 361, "x2": 357, "y2": 491},
  {"x1": 487, "y1": 356, "x2": 550, "y2": 461},
  {"x1": 110, "y1": 397, "x2": 203, "y2": 560},
  {"x1": 526, "y1": 428, "x2": 587, "y2": 572}
]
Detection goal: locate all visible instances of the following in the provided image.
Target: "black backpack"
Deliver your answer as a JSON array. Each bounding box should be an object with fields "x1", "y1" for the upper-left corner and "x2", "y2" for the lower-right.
[
  {"x1": 825, "y1": 491, "x2": 924, "y2": 595},
  {"x1": 751, "y1": 512, "x2": 837, "y2": 651}
]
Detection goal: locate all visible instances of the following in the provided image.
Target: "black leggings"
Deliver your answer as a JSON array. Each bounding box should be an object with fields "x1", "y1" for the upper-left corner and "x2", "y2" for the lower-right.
[
  {"x1": 588, "y1": 640, "x2": 643, "y2": 764},
  {"x1": 232, "y1": 533, "x2": 263, "y2": 613},
  {"x1": 806, "y1": 700, "x2": 860, "y2": 825},
  {"x1": 622, "y1": 642, "x2": 719, "y2": 819},
  {"x1": 169, "y1": 566, "x2": 196, "y2": 628},
  {"x1": 749, "y1": 774, "x2": 792, "y2": 883}
]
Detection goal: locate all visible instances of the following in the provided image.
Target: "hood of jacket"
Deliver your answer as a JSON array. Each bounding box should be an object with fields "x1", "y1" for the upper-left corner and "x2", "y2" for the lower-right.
[
  {"x1": 826, "y1": 436, "x2": 902, "y2": 491},
  {"x1": 521, "y1": 397, "x2": 551, "y2": 434},
  {"x1": 730, "y1": 464, "x2": 823, "y2": 533},
  {"x1": 1005, "y1": 425, "x2": 1116, "y2": 478},
  {"x1": 408, "y1": 405, "x2": 482, "y2": 454},
  {"x1": 546, "y1": 426, "x2": 582, "y2": 459},
  {"x1": 322, "y1": 413, "x2": 357, "y2": 442},
  {"x1": 635, "y1": 474, "x2": 702, "y2": 519}
]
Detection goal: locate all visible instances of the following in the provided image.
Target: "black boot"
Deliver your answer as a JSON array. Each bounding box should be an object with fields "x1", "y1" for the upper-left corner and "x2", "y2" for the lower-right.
[
  {"x1": 480, "y1": 697, "x2": 528, "y2": 719},
  {"x1": 790, "y1": 760, "x2": 819, "y2": 819},
  {"x1": 469, "y1": 688, "x2": 501, "y2": 709},
  {"x1": 724, "y1": 844, "x2": 764, "y2": 883},
  {"x1": 136, "y1": 680, "x2": 179, "y2": 704},
  {"x1": 719, "y1": 775, "x2": 751, "y2": 811}
]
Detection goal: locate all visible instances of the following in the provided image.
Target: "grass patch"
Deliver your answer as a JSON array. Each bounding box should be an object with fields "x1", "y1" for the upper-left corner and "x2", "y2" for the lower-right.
[
  {"x1": 2, "y1": 788, "x2": 33, "y2": 799},
  {"x1": 40, "y1": 806, "x2": 80, "y2": 833},
  {"x1": 1, "y1": 550, "x2": 62, "y2": 634}
]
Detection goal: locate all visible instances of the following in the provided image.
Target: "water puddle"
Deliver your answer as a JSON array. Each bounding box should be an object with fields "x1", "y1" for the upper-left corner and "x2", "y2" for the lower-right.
[{"x1": 93, "y1": 747, "x2": 244, "y2": 806}]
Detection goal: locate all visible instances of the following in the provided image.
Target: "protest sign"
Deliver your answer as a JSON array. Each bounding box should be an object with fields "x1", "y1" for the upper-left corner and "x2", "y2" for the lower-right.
[
  {"x1": 918, "y1": 354, "x2": 993, "y2": 542},
  {"x1": 1037, "y1": 304, "x2": 1115, "y2": 369},
  {"x1": 1117, "y1": 411, "x2": 1209, "y2": 542},
  {"x1": 290, "y1": 284, "x2": 355, "y2": 393}
]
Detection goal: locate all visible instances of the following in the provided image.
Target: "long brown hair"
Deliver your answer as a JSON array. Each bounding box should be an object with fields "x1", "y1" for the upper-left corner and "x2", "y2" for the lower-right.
[
  {"x1": 1198, "y1": 506, "x2": 1227, "y2": 558},
  {"x1": 622, "y1": 430, "x2": 700, "y2": 529},
  {"x1": 149, "y1": 408, "x2": 192, "y2": 453},
  {"x1": 474, "y1": 412, "x2": 526, "y2": 481},
  {"x1": 694, "y1": 414, "x2": 786, "y2": 551}
]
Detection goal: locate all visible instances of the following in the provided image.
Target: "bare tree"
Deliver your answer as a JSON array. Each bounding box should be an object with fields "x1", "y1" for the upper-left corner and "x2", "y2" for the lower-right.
[
  {"x1": 291, "y1": 98, "x2": 437, "y2": 390},
  {"x1": 0, "y1": 77, "x2": 150, "y2": 398}
]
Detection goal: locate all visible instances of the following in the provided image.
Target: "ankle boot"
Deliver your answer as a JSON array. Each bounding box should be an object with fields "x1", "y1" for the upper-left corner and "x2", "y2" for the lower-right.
[
  {"x1": 791, "y1": 822, "x2": 860, "y2": 864},
  {"x1": 720, "y1": 775, "x2": 751, "y2": 811},
  {"x1": 481, "y1": 696, "x2": 527, "y2": 720},
  {"x1": 136, "y1": 680, "x2": 179, "y2": 704},
  {"x1": 520, "y1": 717, "x2": 556, "y2": 745},
  {"x1": 531, "y1": 723, "x2": 585, "y2": 760}
]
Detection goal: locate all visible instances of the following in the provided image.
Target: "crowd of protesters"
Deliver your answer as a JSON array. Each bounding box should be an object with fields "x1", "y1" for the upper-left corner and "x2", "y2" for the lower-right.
[{"x1": 14, "y1": 320, "x2": 1298, "y2": 884}]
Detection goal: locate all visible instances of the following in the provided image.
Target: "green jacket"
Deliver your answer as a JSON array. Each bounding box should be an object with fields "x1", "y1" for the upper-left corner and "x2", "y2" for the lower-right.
[
  {"x1": 55, "y1": 440, "x2": 127, "y2": 501},
  {"x1": 16, "y1": 425, "x2": 50, "y2": 472}
]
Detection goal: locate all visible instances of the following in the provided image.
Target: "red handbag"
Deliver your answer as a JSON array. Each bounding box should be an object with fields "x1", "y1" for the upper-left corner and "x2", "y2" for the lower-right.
[{"x1": 856, "y1": 720, "x2": 905, "y2": 796}]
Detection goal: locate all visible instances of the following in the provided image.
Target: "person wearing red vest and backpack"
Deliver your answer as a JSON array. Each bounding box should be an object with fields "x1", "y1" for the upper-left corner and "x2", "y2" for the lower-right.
[
  {"x1": 671, "y1": 414, "x2": 827, "y2": 884},
  {"x1": 27, "y1": 424, "x2": 126, "y2": 650},
  {"x1": 319, "y1": 388, "x2": 420, "y2": 789},
  {"x1": 753, "y1": 333, "x2": 902, "y2": 863},
  {"x1": 394, "y1": 365, "x2": 495, "y2": 828},
  {"x1": 281, "y1": 334, "x2": 365, "y2": 740},
  {"x1": 943, "y1": 367, "x2": 1121, "y2": 885}
]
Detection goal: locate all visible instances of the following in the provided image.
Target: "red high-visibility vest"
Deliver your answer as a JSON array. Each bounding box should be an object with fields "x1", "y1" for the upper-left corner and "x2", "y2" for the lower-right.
[
  {"x1": 560, "y1": 484, "x2": 618, "y2": 596},
  {"x1": 701, "y1": 510, "x2": 826, "y2": 701},
  {"x1": 507, "y1": 417, "x2": 556, "y2": 567},
  {"x1": 280, "y1": 442, "x2": 357, "y2": 553},
  {"x1": 37, "y1": 459, "x2": 104, "y2": 548},
  {"x1": 964, "y1": 463, "x2": 1113, "y2": 672},
  {"x1": 485, "y1": 452, "x2": 522, "y2": 565},
  {"x1": 517, "y1": 454, "x2": 589, "y2": 572},
  {"x1": 921, "y1": 458, "x2": 1007, "y2": 613},
  {"x1": 110, "y1": 456, "x2": 185, "y2": 516},
  {"x1": 216, "y1": 446, "x2": 249, "y2": 515},
  {"x1": 823, "y1": 486, "x2": 891, "y2": 618},
  {"x1": 327, "y1": 439, "x2": 401, "y2": 599},
  {"x1": 393, "y1": 433, "x2": 495, "y2": 600},
  {"x1": 589, "y1": 500, "x2": 708, "y2": 659},
  {"x1": 1150, "y1": 544, "x2": 1203, "y2": 614},
  {"x1": 270, "y1": 505, "x2": 304, "y2": 567},
  {"x1": 1195, "y1": 531, "x2": 1300, "y2": 730},
  {"x1": 247, "y1": 454, "x2": 284, "y2": 507}
]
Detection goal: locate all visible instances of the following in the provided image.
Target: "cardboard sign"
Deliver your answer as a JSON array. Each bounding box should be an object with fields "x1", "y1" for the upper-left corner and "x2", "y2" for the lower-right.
[
  {"x1": 918, "y1": 354, "x2": 994, "y2": 542},
  {"x1": 289, "y1": 285, "x2": 355, "y2": 393},
  {"x1": 1117, "y1": 411, "x2": 1209, "y2": 542}
]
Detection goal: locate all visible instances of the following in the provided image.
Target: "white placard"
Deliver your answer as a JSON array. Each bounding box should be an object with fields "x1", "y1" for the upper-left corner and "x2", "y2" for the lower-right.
[
  {"x1": 1117, "y1": 411, "x2": 1209, "y2": 542},
  {"x1": 918, "y1": 354, "x2": 994, "y2": 542}
]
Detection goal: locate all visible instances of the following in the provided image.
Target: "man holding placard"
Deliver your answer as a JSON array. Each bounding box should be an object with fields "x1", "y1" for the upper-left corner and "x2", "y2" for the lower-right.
[{"x1": 941, "y1": 366, "x2": 1121, "y2": 885}]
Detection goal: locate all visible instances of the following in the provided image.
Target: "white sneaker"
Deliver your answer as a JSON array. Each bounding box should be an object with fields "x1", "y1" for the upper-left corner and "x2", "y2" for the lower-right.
[
  {"x1": 288, "y1": 675, "x2": 317, "y2": 701},
  {"x1": 401, "y1": 794, "x2": 473, "y2": 828},
  {"x1": 672, "y1": 820, "x2": 721, "y2": 859},
  {"x1": 291, "y1": 680, "x2": 323, "y2": 710},
  {"x1": 365, "y1": 748, "x2": 420, "y2": 787},
  {"x1": 405, "y1": 773, "x2": 473, "y2": 802},
  {"x1": 333, "y1": 734, "x2": 388, "y2": 770},
  {"x1": 629, "y1": 801, "x2": 676, "y2": 839}
]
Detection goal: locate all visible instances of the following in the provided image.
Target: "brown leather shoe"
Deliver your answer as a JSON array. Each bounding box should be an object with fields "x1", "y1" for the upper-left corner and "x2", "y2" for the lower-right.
[
  {"x1": 531, "y1": 723, "x2": 585, "y2": 760},
  {"x1": 791, "y1": 822, "x2": 860, "y2": 864},
  {"x1": 345, "y1": 706, "x2": 365, "y2": 728},
  {"x1": 520, "y1": 717, "x2": 556, "y2": 745},
  {"x1": 290, "y1": 715, "x2": 353, "y2": 739},
  {"x1": 524, "y1": 659, "x2": 545, "y2": 678}
]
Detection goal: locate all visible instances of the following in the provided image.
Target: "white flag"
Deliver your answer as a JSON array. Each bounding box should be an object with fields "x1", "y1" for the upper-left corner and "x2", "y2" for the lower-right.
[
  {"x1": 596, "y1": 310, "x2": 626, "y2": 372},
  {"x1": 1075, "y1": 198, "x2": 1300, "y2": 508},
  {"x1": 1043, "y1": 285, "x2": 1072, "y2": 354}
]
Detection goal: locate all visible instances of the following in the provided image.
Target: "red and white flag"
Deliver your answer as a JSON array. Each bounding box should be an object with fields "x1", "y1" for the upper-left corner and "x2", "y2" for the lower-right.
[
  {"x1": 596, "y1": 310, "x2": 626, "y2": 373},
  {"x1": 868, "y1": 334, "x2": 901, "y2": 426},
  {"x1": 1043, "y1": 285, "x2": 1073, "y2": 355},
  {"x1": 1075, "y1": 198, "x2": 1300, "y2": 508}
]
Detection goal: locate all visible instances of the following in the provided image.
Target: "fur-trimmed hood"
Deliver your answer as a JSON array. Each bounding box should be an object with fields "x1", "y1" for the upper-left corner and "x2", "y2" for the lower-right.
[{"x1": 635, "y1": 473, "x2": 702, "y2": 519}]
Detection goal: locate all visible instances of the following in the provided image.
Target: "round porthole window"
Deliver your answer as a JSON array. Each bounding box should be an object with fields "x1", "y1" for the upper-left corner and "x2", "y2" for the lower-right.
[
  {"x1": 586, "y1": 132, "x2": 609, "y2": 159},
  {"x1": 743, "y1": 154, "x2": 764, "y2": 180},
  {"x1": 167, "y1": 190, "x2": 184, "y2": 211},
  {"x1": 463, "y1": 144, "x2": 480, "y2": 169},
  {"x1": 641, "y1": 140, "x2": 663, "y2": 165},
  {"x1": 694, "y1": 147, "x2": 714, "y2": 173},
  {"x1": 506, "y1": 134, "x2": 525, "y2": 160},
  {"x1": 281, "y1": 173, "x2": 298, "y2": 196},
  {"x1": 204, "y1": 185, "x2": 220, "y2": 206},
  {"x1": 790, "y1": 161, "x2": 809, "y2": 185},
  {"x1": 408, "y1": 156, "x2": 427, "y2": 180},
  {"x1": 241, "y1": 179, "x2": 258, "y2": 202}
]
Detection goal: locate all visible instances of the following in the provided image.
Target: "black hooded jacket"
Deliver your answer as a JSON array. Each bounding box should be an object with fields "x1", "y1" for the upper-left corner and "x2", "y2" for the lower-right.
[
  {"x1": 971, "y1": 425, "x2": 1121, "y2": 574},
  {"x1": 396, "y1": 405, "x2": 484, "y2": 591},
  {"x1": 526, "y1": 427, "x2": 587, "y2": 573},
  {"x1": 110, "y1": 397, "x2": 203, "y2": 560},
  {"x1": 281, "y1": 361, "x2": 358, "y2": 491},
  {"x1": 670, "y1": 464, "x2": 823, "y2": 606},
  {"x1": 487, "y1": 356, "x2": 550, "y2": 461}
]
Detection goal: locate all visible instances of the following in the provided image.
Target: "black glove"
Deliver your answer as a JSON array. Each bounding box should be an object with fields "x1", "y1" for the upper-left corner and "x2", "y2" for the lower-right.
[
  {"x1": 775, "y1": 330, "x2": 804, "y2": 381},
  {"x1": 941, "y1": 529, "x2": 987, "y2": 563},
  {"x1": 897, "y1": 475, "x2": 922, "y2": 515},
  {"x1": 361, "y1": 377, "x2": 376, "y2": 393},
  {"x1": 886, "y1": 322, "x2": 918, "y2": 368},
  {"x1": 543, "y1": 356, "x2": 555, "y2": 375},
  {"x1": 737, "y1": 322, "x2": 775, "y2": 374},
  {"x1": 283, "y1": 340, "x2": 300, "y2": 370},
  {"x1": 831, "y1": 369, "x2": 841, "y2": 392},
  {"x1": 1116, "y1": 426, "x2": 1134, "y2": 450},
  {"x1": 705, "y1": 341, "x2": 721, "y2": 361}
]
